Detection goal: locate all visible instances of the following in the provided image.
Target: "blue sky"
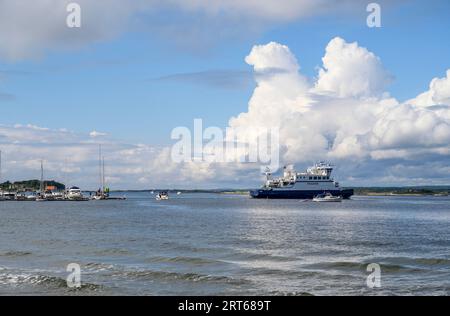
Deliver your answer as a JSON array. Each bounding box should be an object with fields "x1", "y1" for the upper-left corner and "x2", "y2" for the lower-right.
[{"x1": 1, "y1": 0, "x2": 450, "y2": 188}]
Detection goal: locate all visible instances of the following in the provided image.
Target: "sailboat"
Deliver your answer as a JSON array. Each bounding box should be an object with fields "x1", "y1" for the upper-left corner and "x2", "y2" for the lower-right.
[
  {"x1": 93, "y1": 145, "x2": 107, "y2": 200},
  {"x1": 36, "y1": 160, "x2": 47, "y2": 202},
  {"x1": 92, "y1": 145, "x2": 126, "y2": 201}
]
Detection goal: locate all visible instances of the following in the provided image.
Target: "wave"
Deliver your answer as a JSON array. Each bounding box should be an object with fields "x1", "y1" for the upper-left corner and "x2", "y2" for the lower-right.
[
  {"x1": 158, "y1": 241, "x2": 217, "y2": 253},
  {"x1": 302, "y1": 260, "x2": 427, "y2": 274},
  {"x1": 226, "y1": 251, "x2": 298, "y2": 263},
  {"x1": 0, "y1": 251, "x2": 32, "y2": 257},
  {"x1": 374, "y1": 257, "x2": 450, "y2": 269},
  {"x1": 84, "y1": 262, "x2": 116, "y2": 272},
  {"x1": 345, "y1": 240, "x2": 396, "y2": 248},
  {"x1": 111, "y1": 268, "x2": 247, "y2": 285},
  {"x1": 93, "y1": 248, "x2": 131, "y2": 256},
  {"x1": 268, "y1": 290, "x2": 315, "y2": 296},
  {"x1": 0, "y1": 271, "x2": 103, "y2": 292},
  {"x1": 145, "y1": 256, "x2": 223, "y2": 266},
  {"x1": 242, "y1": 267, "x2": 322, "y2": 278},
  {"x1": 412, "y1": 257, "x2": 450, "y2": 266}
]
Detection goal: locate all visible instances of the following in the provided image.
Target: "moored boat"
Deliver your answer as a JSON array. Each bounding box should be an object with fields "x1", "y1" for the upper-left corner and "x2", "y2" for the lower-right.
[
  {"x1": 1, "y1": 192, "x2": 16, "y2": 201},
  {"x1": 15, "y1": 191, "x2": 37, "y2": 201},
  {"x1": 35, "y1": 195, "x2": 47, "y2": 202},
  {"x1": 43, "y1": 190, "x2": 64, "y2": 201},
  {"x1": 67, "y1": 186, "x2": 87, "y2": 201}
]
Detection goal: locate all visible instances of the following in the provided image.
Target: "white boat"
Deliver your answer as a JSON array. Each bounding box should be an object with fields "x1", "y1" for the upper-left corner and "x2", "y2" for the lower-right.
[
  {"x1": 156, "y1": 192, "x2": 169, "y2": 201},
  {"x1": 67, "y1": 187, "x2": 85, "y2": 201},
  {"x1": 91, "y1": 194, "x2": 105, "y2": 200},
  {"x1": 15, "y1": 191, "x2": 37, "y2": 201},
  {"x1": 92, "y1": 188, "x2": 109, "y2": 200},
  {"x1": 42, "y1": 190, "x2": 64, "y2": 201},
  {"x1": 27, "y1": 193, "x2": 38, "y2": 201},
  {"x1": 52, "y1": 191, "x2": 65, "y2": 200},
  {"x1": 36, "y1": 195, "x2": 47, "y2": 202},
  {"x1": 1, "y1": 192, "x2": 16, "y2": 201},
  {"x1": 312, "y1": 192, "x2": 343, "y2": 202},
  {"x1": 91, "y1": 145, "x2": 125, "y2": 201}
]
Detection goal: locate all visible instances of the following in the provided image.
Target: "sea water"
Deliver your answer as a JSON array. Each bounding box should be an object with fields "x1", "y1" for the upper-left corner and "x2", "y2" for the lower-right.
[{"x1": 0, "y1": 193, "x2": 449, "y2": 295}]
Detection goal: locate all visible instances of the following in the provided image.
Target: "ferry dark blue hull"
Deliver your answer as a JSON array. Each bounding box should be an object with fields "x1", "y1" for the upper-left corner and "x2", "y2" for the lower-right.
[{"x1": 250, "y1": 189, "x2": 354, "y2": 199}]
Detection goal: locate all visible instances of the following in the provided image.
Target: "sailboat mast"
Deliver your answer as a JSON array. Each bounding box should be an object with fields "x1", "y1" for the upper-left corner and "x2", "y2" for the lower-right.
[
  {"x1": 64, "y1": 158, "x2": 68, "y2": 192},
  {"x1": 102, "y1": 156, "x2": 105, "y2": 192},
  {"x1": 99, "y1": 144, "x2": 102, "y2": 193},
  {"x1": 40, "y1": 160, "x2": 44, "y2": 193}
]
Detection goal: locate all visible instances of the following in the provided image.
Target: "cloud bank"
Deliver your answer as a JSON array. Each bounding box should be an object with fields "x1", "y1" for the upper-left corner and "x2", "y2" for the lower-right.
[
  {"x1": 0, "y1": 0, "x2": 385, "y2": 61},
  {"x1": 0, "y1": 124, "x2": 253, "y2": 189}
]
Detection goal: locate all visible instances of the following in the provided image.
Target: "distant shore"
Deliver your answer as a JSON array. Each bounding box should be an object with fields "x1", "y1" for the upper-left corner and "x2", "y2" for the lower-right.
[
  {"x1": 2, "y1": 181, "x2": 449, "y2": 197},
  {"x1": 352, "y1": 187, "x2": 449, "y2": 197},
  {"x1": 117, "y1": 187, "x2": 450, "y2": 197}
]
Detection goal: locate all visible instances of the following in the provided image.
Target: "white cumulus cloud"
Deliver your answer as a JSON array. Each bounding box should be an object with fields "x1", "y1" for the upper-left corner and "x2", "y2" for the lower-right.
[
  {"x1": 407, "y1": 70, "x2": 450, "y2": 107},
  {"x1": 314, "y1": 37, "x2": 392, "y2": 98}
]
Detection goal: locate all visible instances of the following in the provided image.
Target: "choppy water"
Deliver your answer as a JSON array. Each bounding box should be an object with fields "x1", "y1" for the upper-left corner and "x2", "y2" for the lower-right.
[{"x1": 0, "y1": 193, "x2": 449, "y2": 296}]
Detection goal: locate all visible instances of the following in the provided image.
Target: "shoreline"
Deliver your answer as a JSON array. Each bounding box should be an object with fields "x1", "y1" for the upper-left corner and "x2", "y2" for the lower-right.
[{"x1": 2, "y1": 186, "x2": 449, "y2": 198}]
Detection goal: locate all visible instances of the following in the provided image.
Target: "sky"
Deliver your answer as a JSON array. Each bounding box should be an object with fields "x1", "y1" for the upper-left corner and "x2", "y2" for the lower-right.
[{"x1": 0, "y1": 0, "x2": 450, "y2": 189}]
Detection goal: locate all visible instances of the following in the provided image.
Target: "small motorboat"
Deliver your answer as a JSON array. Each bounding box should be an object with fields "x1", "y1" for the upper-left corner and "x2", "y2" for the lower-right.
[
  {"x1": 313, "y1": 192, "x2": 342, "y2": 202},
  {"x1": 67, "y1": 187, "x2": 88, "y2": 201},
  {"x1": 1, "y1": 192, "x2": 16, "y2": 201},
  {"x1": 15, "y1": 192, "x2": 38, "y2": 201},
  {"x1": 35, "y1": 193, "x2": 47, "y2": 202},
  {"x1": 156, "y1": 191, "x2": 169, "y2": 201}
]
